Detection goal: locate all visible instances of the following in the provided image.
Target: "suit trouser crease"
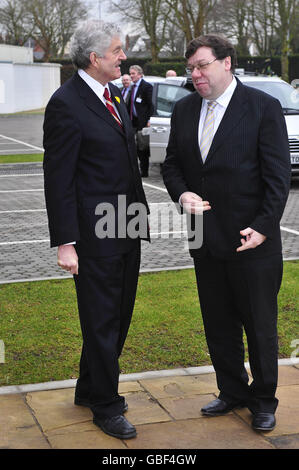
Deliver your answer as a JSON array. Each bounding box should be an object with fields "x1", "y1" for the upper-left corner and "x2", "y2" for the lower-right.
[
  {"x1": 193, "y1": 254, "x2": 282, "y2": 414},
  {"x1": 74, "y1": 242, "x2": 140, "y2": 419}
]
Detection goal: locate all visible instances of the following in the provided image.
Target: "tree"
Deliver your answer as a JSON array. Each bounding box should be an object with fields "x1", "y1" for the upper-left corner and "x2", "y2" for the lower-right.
[
  {"x1": 0, "y1": 0, "x2": 33, "y2": 45},
  {"x1": 26, "y1": 0, "x2": 87, "y2": 61},
  {"x1": 0, "y1": 0, "x2": 87, "y2": 60},
  {"x1": 247, "y1": 0, "x2": 278, "y2": 56},
  {"x1": 276, "y1": 0, "x2": 297, "y2": 81},
  {"x1": 290, "y1": 0, "x2": 299, "y2": 53},
  {"x1": 113, "y1": 0, "x2": 171, "y2": 63},
  {"x1": 208, "y1": 0, "x2": 251, "y2": 55},
  {"x1": 164, "y1": 0, "x2": 217, "y2": 43}
]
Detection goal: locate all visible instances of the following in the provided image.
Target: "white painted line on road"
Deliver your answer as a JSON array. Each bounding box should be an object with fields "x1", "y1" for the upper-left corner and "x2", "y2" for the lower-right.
[
  {"x1": 0, "y1": 189, "x2": 43, "y2": 193},
  {"x1": 0, "y1": 239, "x2": 49, "y2": 246},
  {"x1": 0, "y1": 134, "x2": 44, "y2": 151},
  {"x1": 0, "y1": 149, "x2": 41, "y2": 153},
  {"x1": 0, "y1": 148, "x2": 42, "y2": 156},
  {"x1": 151, "y1": 230, "x2": 187, "y2": 236},
  {"x1": 280, "y1": 226, "x2": 299, "y2": 236},
  {"x1": 0, "y1": 209, "x2": 45, "y2": 213},
  {"x1": 143, "y1": 182, "x2": 168, "y2": 192},
  {"x1": 0, "y1": 174, "x2": 43, "y2": 177},
  {"x1": 0, "y1": 225, "x2": 298, "y2": 247}
]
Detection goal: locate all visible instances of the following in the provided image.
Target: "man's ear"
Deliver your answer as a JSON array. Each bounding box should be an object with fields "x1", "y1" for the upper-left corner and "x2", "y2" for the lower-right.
[
  {"x1": 89, "y1": 51, "x2": 99, "y2": 67},
  {"x1": 224, "y1": 56, "x2": 231, "y2": 71}
]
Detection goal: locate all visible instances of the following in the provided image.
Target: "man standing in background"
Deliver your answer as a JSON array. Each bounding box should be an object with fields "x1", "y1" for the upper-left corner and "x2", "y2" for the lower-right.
[
  {"x1": 128, "y1": 65, "x2": 153, "y2": 177},
  {"x1": 121, "y1": 73, "x2": 131, "y2": 104}
]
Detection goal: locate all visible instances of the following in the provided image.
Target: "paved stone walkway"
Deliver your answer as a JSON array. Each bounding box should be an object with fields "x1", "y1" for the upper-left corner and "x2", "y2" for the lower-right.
[{"x1": 1, "y1": 364, "x2": 298, "y2": 450}]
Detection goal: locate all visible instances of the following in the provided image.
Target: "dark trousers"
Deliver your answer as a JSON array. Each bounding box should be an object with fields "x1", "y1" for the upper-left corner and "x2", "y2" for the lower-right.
[
  {"x1": 74, "y1": 241, "x2": 140, "y2": 419},
  {"x1": 132, "y1": 116, "x2": 150, "y2": 176},
  {"x1": 193, "y1": 253, "x2": 283, "y2": 414}
]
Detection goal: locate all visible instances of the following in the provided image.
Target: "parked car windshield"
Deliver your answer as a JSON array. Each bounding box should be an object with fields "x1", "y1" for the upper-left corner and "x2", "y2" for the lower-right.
[
  {"x1": 155, "y1": 83, "x2": 191, "y2": 117},
  {"x1": 242, "y1": 80, "x2": 299, "y2": 113}
]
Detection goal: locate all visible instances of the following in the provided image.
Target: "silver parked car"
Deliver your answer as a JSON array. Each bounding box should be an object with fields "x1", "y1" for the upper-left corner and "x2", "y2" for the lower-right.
[{"x1": 146, "y1": 75, "x2": 299, "y2": 174}]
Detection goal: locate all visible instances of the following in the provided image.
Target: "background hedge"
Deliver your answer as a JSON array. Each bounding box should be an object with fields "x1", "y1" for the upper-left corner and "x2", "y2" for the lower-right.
[{"x1": 57, "y1": 55, "x2": 299, "y2": 84}]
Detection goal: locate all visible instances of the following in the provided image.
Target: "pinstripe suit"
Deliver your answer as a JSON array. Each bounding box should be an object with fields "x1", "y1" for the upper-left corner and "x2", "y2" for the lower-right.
[{"x1": 162, "y1": 77, "x2": 291, "y2": 414}]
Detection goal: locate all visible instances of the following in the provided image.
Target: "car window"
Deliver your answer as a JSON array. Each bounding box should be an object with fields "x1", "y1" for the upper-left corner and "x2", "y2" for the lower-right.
[
  {"x1": 154, "y1": 83, "x2": 191, "y2": 117},
  {"x1": 242, "y1": 81, "x2": 299, "y2": 111}
]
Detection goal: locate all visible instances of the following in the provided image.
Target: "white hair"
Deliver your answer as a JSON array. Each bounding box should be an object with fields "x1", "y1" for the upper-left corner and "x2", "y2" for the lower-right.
[{"x1": 69, "y1": 20, "x2": 122, "y2": 70}]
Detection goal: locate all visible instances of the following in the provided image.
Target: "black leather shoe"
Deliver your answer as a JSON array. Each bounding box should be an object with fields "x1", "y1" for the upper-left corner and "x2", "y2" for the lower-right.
[
  {"x1": 252, "y1": 413, "x2": 276, "y2": 431},
  {"x1": 201, "y1": 398, "x2": 245, "y2": 416},
  {"x1": 93, "y1": 414, "x2": 137, "y2": 439},
  {"x1": 75, "y1": 397, "x2": 128, "y2": 413}
]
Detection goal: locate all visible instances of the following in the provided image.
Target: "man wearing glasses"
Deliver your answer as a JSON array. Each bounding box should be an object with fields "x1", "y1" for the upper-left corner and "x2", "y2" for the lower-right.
[{"x1": 162, "y1": 34, "x2": 291, "y2": 432}]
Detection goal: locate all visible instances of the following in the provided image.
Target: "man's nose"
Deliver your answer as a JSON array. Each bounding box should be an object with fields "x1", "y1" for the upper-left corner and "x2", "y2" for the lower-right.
[
  {"x1": 192, "y1": 67, "x2": 202, "y2": 78},
  {"x1": 120, "y1": 49, "x2": 127, "y2": 60}
]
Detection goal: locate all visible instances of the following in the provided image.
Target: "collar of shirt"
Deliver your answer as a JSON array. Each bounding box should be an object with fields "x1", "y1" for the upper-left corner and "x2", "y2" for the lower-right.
[
  {"x1": 198, "y1": 75, "x2": 237, "y2": 145},
  {"x1": 78, "y1": 68, "x2": 122, "y2": 123},
  {"x1": 201, "y1": 75, "x2": 237, "y2": 113},
  {"x1": 78, "y1": 68, "x2": 110, "y2": 104},
  {"x1": 131, "y1": 77, "x2": 142, "y2": 93}
]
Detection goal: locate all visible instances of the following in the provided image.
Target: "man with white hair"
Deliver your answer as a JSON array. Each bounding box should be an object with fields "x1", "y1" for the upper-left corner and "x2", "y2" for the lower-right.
[
  {"x1": 121, "y1": 73, "x2": 131, "y2": 104},
  {"x1": 43, "y1": 20, "x2": 149, "y2": 440}
]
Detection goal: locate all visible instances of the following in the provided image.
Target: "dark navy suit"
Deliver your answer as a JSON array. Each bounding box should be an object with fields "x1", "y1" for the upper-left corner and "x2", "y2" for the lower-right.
[{"x1": 43, "y1": 73, "x2": 149, "y2": 419}]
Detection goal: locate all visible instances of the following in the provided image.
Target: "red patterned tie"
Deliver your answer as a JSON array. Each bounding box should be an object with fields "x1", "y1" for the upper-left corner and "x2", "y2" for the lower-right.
[{"x1": 103, "y1": 88, "x2": 123, "y2": 128}]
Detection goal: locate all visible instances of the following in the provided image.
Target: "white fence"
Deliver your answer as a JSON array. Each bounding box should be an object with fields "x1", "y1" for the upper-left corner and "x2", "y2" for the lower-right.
[{"x1": 0, "y1": 62, "x2": 61, "y2": 113}]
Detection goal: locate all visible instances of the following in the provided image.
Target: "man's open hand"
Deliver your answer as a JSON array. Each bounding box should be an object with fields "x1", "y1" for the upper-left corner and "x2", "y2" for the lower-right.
[{"x1": 180, "y1": 191, "x2": 211, "y2": 214}]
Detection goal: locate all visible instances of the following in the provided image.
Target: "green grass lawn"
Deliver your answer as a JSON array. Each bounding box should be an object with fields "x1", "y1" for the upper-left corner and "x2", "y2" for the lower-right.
[
  {"x1": 0, "y1": 154, "x2": 43, "y2": 164},
  {"x1": 0, "y1": 263, "x2": 298, "y2": 387}
]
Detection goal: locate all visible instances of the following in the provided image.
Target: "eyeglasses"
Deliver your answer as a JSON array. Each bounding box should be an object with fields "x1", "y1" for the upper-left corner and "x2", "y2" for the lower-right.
[{"x1": 185, "y1": 58, "x2": 218, "y2": 74}]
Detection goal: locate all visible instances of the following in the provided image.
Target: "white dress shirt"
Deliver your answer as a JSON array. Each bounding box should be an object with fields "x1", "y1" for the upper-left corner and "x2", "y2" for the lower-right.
[
  {"x1": 179, "y1": 75, "x2": 237, "y2": 206},
  {"x1": 130, "y1": 77, "x2": 142, "y2": 117},
  {"x1": 78, "y1": 68, "x2": 121, "y2": 120},
  {"x1": 198, "y1": 76, "x2": 237, "y2": 147}
]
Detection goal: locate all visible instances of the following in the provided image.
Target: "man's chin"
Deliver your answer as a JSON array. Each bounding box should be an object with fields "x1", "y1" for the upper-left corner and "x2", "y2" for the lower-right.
[
  {"x1": 114, "y1": 66, "x2": 121, "y2": 78},
  {"x1": 194, "y1": 82, "x2": 211, "y2": 97}
]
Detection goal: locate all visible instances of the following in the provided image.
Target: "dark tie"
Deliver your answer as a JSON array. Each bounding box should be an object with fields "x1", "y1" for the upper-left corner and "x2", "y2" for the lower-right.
[
  {"x1": 103, "y1": 88, "x2": 123, "y2": 128},
  {"x1": 130, "y1": 84, "x2": 136, "y2": 120}
]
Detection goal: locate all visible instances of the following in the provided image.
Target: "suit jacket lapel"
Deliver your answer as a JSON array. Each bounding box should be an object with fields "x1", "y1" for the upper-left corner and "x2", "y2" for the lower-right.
[
  {"x1": 134, "y1": 79, "x2": 144, "y2": 102},
  {"x1": 110, "y1": 86, "x2": 131, "y2": 138},
  {"x1": 73, "y1": 73, "x2": 125, "y2": 136},
  {"x1": 189, "y1": 93, "x2": 204, "y2": 165},
  {"x1": 204, "y1": 79, "x2": 248, "y2": 162}
]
